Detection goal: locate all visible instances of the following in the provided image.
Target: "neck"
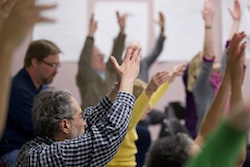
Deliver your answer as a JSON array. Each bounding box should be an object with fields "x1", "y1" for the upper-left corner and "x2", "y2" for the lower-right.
[
  {"x1": 53, "y1": 132, "x2": 70, "y2": 142},
  {"x1": 25, "y1": 66, "x2": 42, "y2": 89}
]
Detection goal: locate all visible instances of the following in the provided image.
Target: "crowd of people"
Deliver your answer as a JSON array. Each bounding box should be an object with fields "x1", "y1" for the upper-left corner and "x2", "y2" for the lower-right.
[{"x1": 0, "y1": 0, "x2": 249, "y2": 167}]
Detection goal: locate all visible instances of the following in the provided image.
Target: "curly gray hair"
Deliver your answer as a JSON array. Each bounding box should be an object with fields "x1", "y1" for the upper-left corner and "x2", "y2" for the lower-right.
[{"x1": 32, "y1": 88, "x2": 76, "y2": 138}]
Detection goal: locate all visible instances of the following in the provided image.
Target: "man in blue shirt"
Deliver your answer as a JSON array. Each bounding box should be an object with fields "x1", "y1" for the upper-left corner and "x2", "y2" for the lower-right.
[{"x1": 0, "y1": 39, "x2": 61, "y2": 167}]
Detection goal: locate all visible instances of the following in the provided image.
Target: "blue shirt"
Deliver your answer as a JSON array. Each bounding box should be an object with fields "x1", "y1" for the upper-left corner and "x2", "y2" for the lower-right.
[{"x1": 0, "y1": 68, "x2": 47, "y2": 156}]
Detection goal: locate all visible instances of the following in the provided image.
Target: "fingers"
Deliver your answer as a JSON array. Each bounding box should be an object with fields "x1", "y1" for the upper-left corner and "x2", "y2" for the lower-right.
[
  {"x1": 228, "y1": 7, "x2": 233, "y2": 17},
  {"x1": 90, "y1": 13, "x2": 94, "y2": 23},
  {"x1": 234, "y1": 0, "x2": 240, "y2": 9},
  {"x1": 153, "y1": 71, "x2": 170, "y2": 85},
  {"x1": 2, "y1": 0, "x2": 16, "y2": 13},
  {"x1": 110, "y1": 56, "x2": 120, "y2": 72},
  {"x1": 116, "y1": 11, "x2": 120, "y2": 19},
  {"x1": 123, "y1": 43, "x2": 134, "y2": 62},
  {"x1": 159, "y1": 11, "x2": 164, "y2": 22},
  {"x1": 130, "y1": 43, "x2": 141, "y2": 62},
  {"x1": 125, "y1": 42, "x2": 141, "y2": 63},
  {"x1": 238, "y1": 41, "x2": 246, "y2": 58},
  {"x1": 228, "y1": 32, "x2": 245, "y2": 54}
]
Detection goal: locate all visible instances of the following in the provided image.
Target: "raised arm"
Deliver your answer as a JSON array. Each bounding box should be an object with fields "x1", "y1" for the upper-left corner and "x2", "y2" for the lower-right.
[
  {"x1": 185, "y1": 106, "x2": 249, "y2": 167},
  {"x1": 228, "y1": 0, "x2": 241, "y2": 40},
  {"x1": 107, "y1": 11, "x2": 127, "y2": 69},
  {"x1": 202, "y1": 0, "x2": 215, "y2": 60},
  {"x1": 220, "y1": 0, "x2": 241, "y2": 78},
  {"x1": 168, "y1": 64, "x2": 186, "y2": 84},
  {"x1": 139, "y1": 11, "x2": 166, "y2": 82},
  {"x1": 228, "y1": 32, "x2": 247, "y2": 167},
  {"x1": 194, "y1": 55, "x2": 231, "y2": 147},
  {"x1": 0, "y1": 0, "x2": 56, "y2": 136},
  {"x1": 77, "y1": 14, "x2": 97, "y2": 81},
  {"x1": 228, "y1": 32, "x2": 246, "y2": 118},
  {"x1": 195, "y1": 0, "x2": 216, "y2": 91},
  {"x1": 185, "y1": 32, "x2": 248, "y2": 167},
  {"x1": 128, "y1": 71, "x2": 169, "y2": 130},
  {"x1": 85, "y1": 43, "x2": 141, "y2": 126}
]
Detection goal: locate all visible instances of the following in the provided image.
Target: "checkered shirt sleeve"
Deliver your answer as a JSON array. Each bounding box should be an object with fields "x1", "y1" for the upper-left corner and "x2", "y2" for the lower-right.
[{"x1": 16, "y1": 92, "x2": 135, "y2": 167}]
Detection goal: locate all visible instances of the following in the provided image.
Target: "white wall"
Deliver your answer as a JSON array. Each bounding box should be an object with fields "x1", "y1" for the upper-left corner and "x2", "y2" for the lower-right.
[{"x1": 11, "y1": 0, "x2": 250, "y2": 140}]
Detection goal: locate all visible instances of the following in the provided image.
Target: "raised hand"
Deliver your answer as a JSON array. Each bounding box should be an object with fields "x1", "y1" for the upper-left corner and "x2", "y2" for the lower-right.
[
  {"x1": 227, "y1": 32, "x2": 246, "y2": 83},
  {"x1": 228, "y1": 0, "x2": 241, "y2": 21},
  {"x1": 202, "y1": 0, "x2": 215, "y2": 28},
  {"x1": 153, "y1": 11, "x2": 165, "y2": 35},
  {"x1": 0, "y1": 0, "x2": 56, "y2": 51},
  {"x1": 88, "y1": 14, "x2": 97, "y2": 37},
  {"x1": 0, "y1": 0, "x2": 16, "y2": 27},
  {"x1": 0, "y1": 0, "x2": 56, "y2": 136},
  {"x1": 110, "y1": 42, "x2": 141, "y2": 93},
  {"x1": 116, "y1": 11, "x2": 128, "y2": 34},
  {"x1": 145, "y1": 71, "x2": 170, "y2": 98},
  {"x1": 168, "y1": 64, "x2": 186, "y2": 83}
]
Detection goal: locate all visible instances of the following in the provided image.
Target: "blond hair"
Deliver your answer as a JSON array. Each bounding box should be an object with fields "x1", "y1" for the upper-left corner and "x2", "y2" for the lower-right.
[
  {"x1": 133, "y1": 79, "x2": 147, "y2": 99},
  {"x1": 187, "y1": 52, "x2": 202, "y2": 92}
]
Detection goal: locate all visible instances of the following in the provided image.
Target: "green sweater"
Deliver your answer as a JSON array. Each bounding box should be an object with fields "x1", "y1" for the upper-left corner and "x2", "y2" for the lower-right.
[{"x1": 184, "y1": 122, "x2": 246, "y2": 167}]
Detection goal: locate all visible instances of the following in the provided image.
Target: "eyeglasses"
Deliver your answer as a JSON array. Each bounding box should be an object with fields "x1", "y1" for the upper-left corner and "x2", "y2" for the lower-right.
[{"x1": 40, "y1": 59, "x2": 61, "y2": 68}]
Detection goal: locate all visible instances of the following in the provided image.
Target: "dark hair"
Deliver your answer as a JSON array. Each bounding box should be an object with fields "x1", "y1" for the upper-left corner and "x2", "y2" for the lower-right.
[
  {"x1": 32, "y1": 88, "x2": 76, "y2": 138},
  {"x1": 24, "y1": 39, "x2": 61, "y2": 67},
  {"x1": 145, "y1": 133, "x2": 192, "y2": 167}
]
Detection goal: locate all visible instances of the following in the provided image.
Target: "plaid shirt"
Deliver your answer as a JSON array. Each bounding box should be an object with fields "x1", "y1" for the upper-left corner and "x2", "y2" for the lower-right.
[{"x1": 16, "y1": 92, "x2": 134, "y2": 167}]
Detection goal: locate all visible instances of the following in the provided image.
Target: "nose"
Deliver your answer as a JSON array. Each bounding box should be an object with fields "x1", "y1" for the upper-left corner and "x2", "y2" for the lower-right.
[
  {"x1": 82, "y1": 120, "x2": 87, "y2": 127},
  {"x1": 53, "y1": 67, "x2": 59, "y2": 74}
]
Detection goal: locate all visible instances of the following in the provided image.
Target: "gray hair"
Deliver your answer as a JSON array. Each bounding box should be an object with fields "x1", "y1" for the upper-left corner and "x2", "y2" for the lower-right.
[
  {"x1": 145, "y1": 133, "x2": 193, "y2": 167},
  {"x1": 32, "y1": 88, "x2": 76, "y2": 138}
]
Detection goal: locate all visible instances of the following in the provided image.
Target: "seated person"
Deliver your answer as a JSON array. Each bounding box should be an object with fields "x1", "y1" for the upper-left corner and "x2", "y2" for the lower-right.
[
  {"x1": 76, "y1": 12, "x2": 127, "y2": 110},
  {"x1": 106, "y1": 71, "x2": 170, "y2": 167},
  {"x1": 16, "y1": 42, "x2": 141, "y2": 166},
  {"x1": 134, "y1": 64, "x2": 186, "y2": 167},
  {"x1": 144, "y1": 31, "x2": 247, "y2": 167}
]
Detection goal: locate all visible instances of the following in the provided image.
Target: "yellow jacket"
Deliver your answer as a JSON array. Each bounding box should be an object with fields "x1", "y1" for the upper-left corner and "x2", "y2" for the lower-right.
[{"x1": 106, "y1": 82, "x2": 169, "y2": 167}]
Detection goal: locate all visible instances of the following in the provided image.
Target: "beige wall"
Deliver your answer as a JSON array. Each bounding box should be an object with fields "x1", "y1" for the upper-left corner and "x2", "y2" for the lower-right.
[{"x1": 11, "y1": 0, "x2": 250, "y2": 140}]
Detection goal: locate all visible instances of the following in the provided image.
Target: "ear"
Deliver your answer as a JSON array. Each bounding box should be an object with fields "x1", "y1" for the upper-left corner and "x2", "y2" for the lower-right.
[
  {"x1": 31, "y1": 58, "x2": 40, "y2": 68},
  {"x1": 59, "y1": 118, "x2": 71, "y2": 134}
]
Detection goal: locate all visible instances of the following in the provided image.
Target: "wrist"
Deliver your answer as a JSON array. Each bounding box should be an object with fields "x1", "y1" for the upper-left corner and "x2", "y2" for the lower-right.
[
  {"x1": 120, "y1": 28, "x2": 125, "y2": 35},
  {"x1": 145, "y1": 89, "x2": 154, "y2": 99},
  {"x1": 88, "y1": 33, "x2": 94, "y2": 37},
  {"x1": 205, "y1": 25, "x2": 212, "y2": 29},
  {"x1": 112, "y1": 85, "x2": 118, "y2": 93}
]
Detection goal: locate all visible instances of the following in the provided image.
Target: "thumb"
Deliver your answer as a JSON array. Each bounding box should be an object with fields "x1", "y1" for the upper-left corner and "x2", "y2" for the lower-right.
[
  {"x1": 110, "y1": 56, "x2": 120, "y2": 72},
  {"x1": 228, "y1": 7, "x2": 233, "y2": 16}
]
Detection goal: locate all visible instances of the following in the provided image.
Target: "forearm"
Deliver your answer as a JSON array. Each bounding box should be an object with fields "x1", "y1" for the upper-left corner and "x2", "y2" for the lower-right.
[
  {"x1": 89, "y1": 93, "x2": 134, "y2": 166},
  {"x1": 108, "y1": 32, "x2": 126, "y2": 66},
  {"x1": 106, "y1": 82, "x2": 120, "y2": 102},
  {"x1": 84, "y1": 96, "x2": 113, "y2": 127},
  {"x1": 77, "y1": 37, "x2": 94, "y2": 75},
  {"x1": 193, "y1": 58, "x2": 214, "y2": 95},
  {"x1": 128, "y1": 92, "x2": 149, "y2": 130},
  {"x1": 150, "y1": 82, "x2": 169, "y2": 107},
  {"x1": 231, "y1": 81, "x2": 243, "y2": 109},
  {"x1": 0, "y1": 47, "x2": 13, "y2": 135},
  {"x1": 203, "y1": 27, "x2": 214, "y2": 59},
  {"x1": 142, "y1": 34, "x2": 166, "y2": 67},
  {"x1": 228, "y1": 20, "x2": 240, "y2": 40},
  {"x1": 119, "y1": 77, "x2": 134, "y2": 94}
]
